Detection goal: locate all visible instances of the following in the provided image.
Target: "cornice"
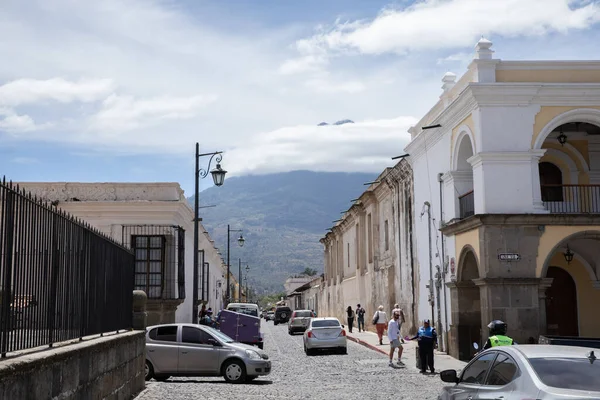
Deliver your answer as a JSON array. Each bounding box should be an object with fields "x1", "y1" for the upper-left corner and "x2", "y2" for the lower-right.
[
  {"x1": 497, "y1": 61, "x2": 600, "y2": 70},
  {"x1": 469, "y1": 83, "x2": 600, "y2": 106},
  {"x1": 467, "y1": 150, "x2": 546, "y2": 168}
]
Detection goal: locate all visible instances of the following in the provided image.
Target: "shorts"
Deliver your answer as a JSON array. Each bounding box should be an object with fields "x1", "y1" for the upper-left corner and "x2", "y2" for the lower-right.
[{"x1": 390, "y1": 339, "x2": 402, "y2": 349}]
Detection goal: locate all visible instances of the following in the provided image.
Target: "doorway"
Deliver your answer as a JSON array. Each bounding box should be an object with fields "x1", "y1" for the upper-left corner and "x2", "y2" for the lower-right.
[
  {"x1": 546, "y1": 266, "x2": 579, "y2": 336},
  {"x1": 456, "y1": 250, "x2": 481, "y2": 360}
]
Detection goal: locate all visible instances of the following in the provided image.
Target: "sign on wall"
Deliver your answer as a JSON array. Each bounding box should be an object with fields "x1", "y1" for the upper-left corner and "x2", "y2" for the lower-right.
[{"x1": 498, "y1": 253, "x2": 521, "y2": 262}]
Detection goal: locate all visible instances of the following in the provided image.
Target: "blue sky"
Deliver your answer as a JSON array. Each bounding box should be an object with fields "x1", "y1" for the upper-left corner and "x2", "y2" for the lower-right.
[{"x1": 1, "y1": 0, "x2": 600, "y2": 194}]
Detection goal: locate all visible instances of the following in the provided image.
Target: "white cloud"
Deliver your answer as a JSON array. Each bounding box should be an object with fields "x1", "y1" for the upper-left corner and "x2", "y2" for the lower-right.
[
  {"x1": 305, "y1": 78, "x2": 366, "y2": 94},
  {"x1": 279, "y1": 55, "x2": 328, "y2": 75},
  {"x1": 223, "y1": 116, "x2": 417, "y2": 176},
  {"x1": 89, "y1": 93, "x2": 217, "y2": 132},
  {"x1": 0, "y1": 107, "x2": 39, "y2": 133},
  {"x1": 436, "y1": 52, "x2": 472, "y2": 65},
  {"x1": 0, "y1": 78, "x2": 115, "y2": 106},
  {"x1": 295, "y1": 0, "x2": 600, "y2": 56}
]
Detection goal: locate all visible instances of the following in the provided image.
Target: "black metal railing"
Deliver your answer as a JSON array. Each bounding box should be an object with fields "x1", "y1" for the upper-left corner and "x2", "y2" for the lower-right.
[
  {"x1": 121, "y1": 225, "x2": 185, "y2": 300},
  {"x1": 542, "y1": 184, "x2": 600, "y2": 213},
  {"x1": 0, "y1": 178, "x2": 134, "y2": 357},
  {"x1": 459, "y1": 190, "x2": 475, "y2": 219}
]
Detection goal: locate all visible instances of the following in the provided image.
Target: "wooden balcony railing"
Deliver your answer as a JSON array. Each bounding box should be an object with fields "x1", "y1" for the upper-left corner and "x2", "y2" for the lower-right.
[
  {"x1": 459, "y1": 190, "x2": 475, "y2": 219},
  {"x1": 541, "y1": 184, "x2": 600, "y2": 213}
]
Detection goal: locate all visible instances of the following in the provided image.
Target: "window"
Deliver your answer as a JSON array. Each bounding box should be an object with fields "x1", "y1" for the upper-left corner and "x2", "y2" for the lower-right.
[
  {"x1": 347, "y1": 243, "x2": 350, "y2": 269},
  {"x1": 312, "y1": 320, "x2": 341, "y2": 328},
  {"x1": 485, "y1": 353, "x2": 518, "y2": 386},
  {"x1": 460, "y1": 353, "x2": 496, "y2": 385},
  {"x1": 384, "y1": 220, "x2": 389, "y2": 251},
  {"x1": 294, "y1": 311, "x2": 313, "y2": 318},
  {"x1": 133, "y1": 235, "x2": 165, "y2": 298},
  {"x1": 182, "y1": 327, "x2": 214, "y2": 345},
  {"x1": 367, "y1": 213, "x2": 373, "y2": 263},
  {"x1": 149, "y1": 325, "x2": 177, "y2": 342},
  {"x1": 529, "y1": 357, "x2": 600, "y2": 392},
  {"x1": 539, "y1": 162, "x2": 563, "y2": 202}
]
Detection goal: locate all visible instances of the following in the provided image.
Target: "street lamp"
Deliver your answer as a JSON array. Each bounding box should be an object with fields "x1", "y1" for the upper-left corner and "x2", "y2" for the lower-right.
[
  {"x1": 238, "y1": 259, "x2": 249, "y2": 301},
  {"x1": 225, "y1": 225, "x2": 244, "y2": 305},
  {"x1": 245, "y1": 264, "x2": 250, "y2": 302},
  {"x1": 193, "y1": 142, "x2": 227, "y2": 324}
]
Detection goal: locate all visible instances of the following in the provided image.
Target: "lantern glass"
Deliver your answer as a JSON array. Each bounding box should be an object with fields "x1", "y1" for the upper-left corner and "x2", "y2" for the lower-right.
[
  {"x1": 210, "y1": 164, "x2": 227, "y2": 186},
  {"x1": 237, "y1": 234, "x2": 245, "y2": 247},
  {"x1": 564, "y1": 246, "x2": 574, "y2": 264}
]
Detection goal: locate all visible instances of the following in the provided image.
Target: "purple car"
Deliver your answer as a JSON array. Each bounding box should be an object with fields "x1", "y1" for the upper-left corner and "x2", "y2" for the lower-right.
[{"x1": 218, "y1": 304, "x2": 264, "y2": 349}]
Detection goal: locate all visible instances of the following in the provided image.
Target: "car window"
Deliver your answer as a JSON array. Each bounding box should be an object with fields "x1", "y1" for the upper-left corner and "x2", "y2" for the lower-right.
[
  {"x1": 181, "y1": 327, "x2": 214, "y2": 345},
  {"x1": 529, "y1": 357, "x2": 600, "y2": 392},
  {"x1": 460, "y1": 352, "x2": 497, "y2": 385},
  {"x1": 150, "y1": 325, "x2": 178, "y2": 342},
  {"x1": 485, "y1": 353, "x2": 519, "y2": 386},
  {"x1": 312, "y1": 320, "x2": 341, "y2": 328},
  {"x1": 295, "y1": 311, "x2": 312, "y2": 318}
]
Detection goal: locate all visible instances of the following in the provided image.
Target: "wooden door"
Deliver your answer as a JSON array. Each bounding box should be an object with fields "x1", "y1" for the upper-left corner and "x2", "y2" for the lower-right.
[{"x1": 546, "y1": 266, "x2": 579, "y2": 336}]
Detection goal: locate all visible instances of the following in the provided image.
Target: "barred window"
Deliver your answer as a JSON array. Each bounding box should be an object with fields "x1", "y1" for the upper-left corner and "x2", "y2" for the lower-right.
[{"x1": 133, "y1": 235, "x2": 165, "y2": 298}]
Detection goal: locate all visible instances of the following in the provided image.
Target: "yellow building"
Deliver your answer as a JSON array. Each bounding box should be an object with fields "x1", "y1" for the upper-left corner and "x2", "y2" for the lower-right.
[{"x1": 405, "y1": 38, "x2": 600, "y2": 360}]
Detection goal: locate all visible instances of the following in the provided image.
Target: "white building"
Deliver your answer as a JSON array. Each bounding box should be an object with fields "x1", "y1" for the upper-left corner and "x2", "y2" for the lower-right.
[
  {"x1": 405, "y1": 38, "x2": 600, "y2": 360},
  {"x1": 18, "y1": 182, "x2": 227, "y2": 325}
]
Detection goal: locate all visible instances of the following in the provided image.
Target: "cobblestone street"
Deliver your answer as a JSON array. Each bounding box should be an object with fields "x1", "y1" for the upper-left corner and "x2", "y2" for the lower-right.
[{"x1": 136, "y1": 321, "x2": 448, "y2": 400}]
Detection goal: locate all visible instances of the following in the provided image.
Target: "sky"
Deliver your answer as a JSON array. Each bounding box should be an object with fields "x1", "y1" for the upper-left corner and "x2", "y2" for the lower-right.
[{"x1": 1, "y1": 0, "x2": 600, "y2": 194}]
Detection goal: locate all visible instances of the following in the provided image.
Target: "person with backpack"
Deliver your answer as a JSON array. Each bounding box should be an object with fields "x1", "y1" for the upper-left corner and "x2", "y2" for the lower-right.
[
  {"x1": 372, "y1": 305, "x2": 388, "y2": 345},
  {"x1": 356, "y1": 304, "x2": 366, "y2": 332}
]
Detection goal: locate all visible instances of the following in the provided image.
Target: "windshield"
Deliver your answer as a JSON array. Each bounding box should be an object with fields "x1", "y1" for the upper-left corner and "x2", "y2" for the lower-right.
[
  {"x1": 529, "y1": 357, "x2": 600, "y2": 392},
  {"x1": 227, "y1": 306, "x2": 258, "y2": 317},
  {"x1": 203, "y1": 326, "x2": 235, "y2": 343},
  {"x1": 312, "y1": 320, "x2": 340, "y2": 328},
  {"x1": 295, "y1": 311, "x2": 312, "y2": 318}
]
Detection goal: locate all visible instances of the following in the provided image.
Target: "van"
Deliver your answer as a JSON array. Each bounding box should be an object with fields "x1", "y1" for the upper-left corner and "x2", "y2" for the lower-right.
[
  {"x1": 219, "y1": 303, "x2": 263, "y2": 349},
  {"x1": 226, "y1": 303, "x2": 259, "y2": 317}
]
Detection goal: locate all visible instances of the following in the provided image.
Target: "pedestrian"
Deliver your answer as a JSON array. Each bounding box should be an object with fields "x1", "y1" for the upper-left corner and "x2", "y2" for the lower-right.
[
  {"x1": 356, "y1": 304, "x2": 366, "y2": 332},
  {"x1": 311, "y1": 309, "x2": 317, "y2": 317},
  {"x1": 387, "y1": 312, "x2": 404, "y2": 367},
  {"x1": 199, "y1": 304, "x2": 207, "y2": 320},
  {"x1": 346, "y1": 306, "x2": 355, "y2": 333},
  {"x1": 391, "y1": 303, "x2": 406, "y2": 343},
  {"x1": 408, "y1": 319, "x2": 437, "y2": 374},
  {"x1": 372, "y1": 305, "x2": 388, "y2": 345}
]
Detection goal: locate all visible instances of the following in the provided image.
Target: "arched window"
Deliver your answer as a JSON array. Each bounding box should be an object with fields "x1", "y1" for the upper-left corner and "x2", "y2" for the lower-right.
[{"x1": 539, "y1": 162, "x2": 563, "y2": 202}]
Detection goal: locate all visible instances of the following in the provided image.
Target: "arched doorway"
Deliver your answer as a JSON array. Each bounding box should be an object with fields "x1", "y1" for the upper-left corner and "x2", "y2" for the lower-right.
[
  {"x1": 456, "y1": 249, "x2": 481, "y2": 360},
  {"x1": 545, "y1": 266, "x2": 579, "y2": 336},
  {"x1": 539, "y1": 162, "x2": 563, "y2": 203}
]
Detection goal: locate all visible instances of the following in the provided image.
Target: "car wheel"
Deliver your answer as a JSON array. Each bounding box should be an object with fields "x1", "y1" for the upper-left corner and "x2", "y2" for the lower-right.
[
  {"x1": 145, "y1": 360, "x2": 154, "y2": 381},
  {"x1": 223, "y1": 359, "x2": 247, "y2": 384},
  {"x1": 274, "y1": 322, "x2": 278, "y2": 326},
  {"x1": 288, "y1": 329, "x2": 293, "y2": 335}
]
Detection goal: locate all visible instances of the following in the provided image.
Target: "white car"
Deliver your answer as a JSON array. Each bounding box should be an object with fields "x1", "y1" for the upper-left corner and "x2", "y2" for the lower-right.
[
  {"x1": 303, "y1": 317, "x2": 347, "y2": 355},
  {"x1": 439, "y1": 345, "x2": 600, "y2": 399}
]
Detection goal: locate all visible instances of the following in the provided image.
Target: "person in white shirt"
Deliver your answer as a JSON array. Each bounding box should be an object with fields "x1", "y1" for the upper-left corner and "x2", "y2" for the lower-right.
[
  {"x1": 391, "y1": 303, "x2": 406, "y2": 343},
  {"x1": 373, "y1": 305, "x2": 388, "y2": 345},
  {"x1": 387, "y1": 312, "x2": 404, "y2": 367}
]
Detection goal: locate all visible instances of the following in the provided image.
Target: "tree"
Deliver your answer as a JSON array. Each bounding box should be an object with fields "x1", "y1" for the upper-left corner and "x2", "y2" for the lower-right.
[{"x1": 302, "y1": 267, "x2": 318, "y2": 276}]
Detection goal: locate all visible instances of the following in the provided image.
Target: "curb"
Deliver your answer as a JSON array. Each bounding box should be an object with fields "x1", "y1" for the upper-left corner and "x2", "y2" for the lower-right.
[{"x1": 347, "y1": 335, "x2": 387, "y2": 356}]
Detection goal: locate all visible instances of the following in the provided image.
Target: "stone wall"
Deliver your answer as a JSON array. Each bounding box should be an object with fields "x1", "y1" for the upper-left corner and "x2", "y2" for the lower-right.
[{"x1": 0, "y1": 331, "x2": 145, "y2": 400}]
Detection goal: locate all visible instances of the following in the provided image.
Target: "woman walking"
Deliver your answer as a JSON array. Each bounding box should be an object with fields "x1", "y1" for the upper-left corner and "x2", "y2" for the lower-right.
[
  {"x1": 372, "y1": 305, "x2": 388, "y2": 345},
  {"x1": 346, "y1": 306, "x2": 355, "y2": 333}
]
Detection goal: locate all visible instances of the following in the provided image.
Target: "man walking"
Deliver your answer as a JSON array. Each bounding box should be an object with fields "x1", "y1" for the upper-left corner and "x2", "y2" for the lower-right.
[
  {"x1": 387, "y1": 312, "x2": 404, "y2": 367},
  {"x1": 356, "y1": 304, "x2": 366, "y2": 332},
  {"x1": 391, "y1": 303, "x2": 406, "y2": 343}
]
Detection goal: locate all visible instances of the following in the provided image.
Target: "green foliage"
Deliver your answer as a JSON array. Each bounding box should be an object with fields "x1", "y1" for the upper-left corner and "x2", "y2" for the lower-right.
[
  {"x1": 191, "y1": 170, "x2": 377, "y2": 292},
  {"x1": 301, "y1": 267, "x2": 318, "y2": 276}
]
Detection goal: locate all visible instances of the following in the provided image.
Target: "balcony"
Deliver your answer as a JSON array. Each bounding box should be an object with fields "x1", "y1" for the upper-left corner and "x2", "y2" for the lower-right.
[
  {"x1": 459, "y1": 190, "x2": 475, "y2": 219},
  {"x1": 542, "y1": 184, "x2": 600, "y2": 213}
]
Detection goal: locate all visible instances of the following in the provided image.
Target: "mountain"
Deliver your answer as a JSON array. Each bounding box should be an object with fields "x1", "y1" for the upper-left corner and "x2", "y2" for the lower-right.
[
  {"x1": 317, "y1": 119, "x2": 354, "y2": 126},
  {"x1": 190, "y1": 170, "x2": 377, "y2": 293}
]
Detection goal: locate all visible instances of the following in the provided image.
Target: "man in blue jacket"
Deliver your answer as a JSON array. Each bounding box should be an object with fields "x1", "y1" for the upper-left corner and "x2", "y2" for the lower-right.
[{"x1": 409, "y1": 319, "x2": 437, "y2": 374}]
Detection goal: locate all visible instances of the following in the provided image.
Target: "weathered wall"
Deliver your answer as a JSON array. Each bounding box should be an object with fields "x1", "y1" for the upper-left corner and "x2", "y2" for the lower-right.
[{"x1": 0, "y1": 331, "x2": 145, "y2": 400}]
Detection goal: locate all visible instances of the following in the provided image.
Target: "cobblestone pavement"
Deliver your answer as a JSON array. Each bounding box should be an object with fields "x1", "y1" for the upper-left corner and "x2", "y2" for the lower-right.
[{"x1": 136, "y1": 321, "x2": 449, "y2": 400}]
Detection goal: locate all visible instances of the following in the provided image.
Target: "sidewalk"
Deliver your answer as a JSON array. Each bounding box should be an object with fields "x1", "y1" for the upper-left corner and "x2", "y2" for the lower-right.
[{"x1": 347, "y1": 329, "x2": 467, "y2": 372}]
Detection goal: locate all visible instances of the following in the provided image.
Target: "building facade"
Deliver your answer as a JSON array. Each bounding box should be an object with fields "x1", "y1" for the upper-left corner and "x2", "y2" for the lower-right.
[
  {"x1": 18, "y1": 182, "x2": 227, "y2": 325},
  {"x1": 319, "y1": 159, "x2": 418, "y2": 336},
  {"x1": 405, "y1": 38, "x2": 600, "y2": 360}
]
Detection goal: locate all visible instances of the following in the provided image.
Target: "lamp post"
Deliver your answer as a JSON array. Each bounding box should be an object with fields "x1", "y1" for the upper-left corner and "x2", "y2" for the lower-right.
[
  {"x1": 245, "y1": 264, "x2": 250, "y2": 302},
  {"x1": 225, "y1": 225, "x2": 244, "y2": 305},
  {"x1": 193, "y1": 142, "x2": 227, "y2": 324}
]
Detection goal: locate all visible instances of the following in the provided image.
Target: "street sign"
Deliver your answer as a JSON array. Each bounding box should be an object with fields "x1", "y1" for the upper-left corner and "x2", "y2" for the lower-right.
[{"x1": 498, "y1": 253, "x2": 520, "y2": 261}]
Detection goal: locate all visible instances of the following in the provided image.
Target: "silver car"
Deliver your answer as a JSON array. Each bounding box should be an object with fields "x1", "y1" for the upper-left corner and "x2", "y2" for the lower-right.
[
  {"x1": 303, "y1": 317, "x2": 347, "y2": 355},
  {"x1": 439, "y1": 345, "x2": 600, "y2": 399},
  {"x1": 145, "y1": 323, "x2": 271, "y2": 384},
  {"x1": 288, "y1": 310, "x2": 314, "y2": 335}
]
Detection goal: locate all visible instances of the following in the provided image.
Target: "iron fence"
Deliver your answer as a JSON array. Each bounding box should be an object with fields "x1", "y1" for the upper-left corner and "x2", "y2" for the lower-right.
[
  {"x1": 459, "y1": 190, "x2": 475, "y2": 219},
  {"x1": 542, "y1": 184, "x2": 600, "y2": 213},
  {"x1": 121, "y1": 225, "x2": 185, "y2": 300},
  {"x1": 0, "y1": 178, "x2": 134, "y2": 357}
]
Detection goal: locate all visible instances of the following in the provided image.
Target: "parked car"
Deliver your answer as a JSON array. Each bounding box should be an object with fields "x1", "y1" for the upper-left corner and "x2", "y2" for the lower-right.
[
  {"x1": 145, "y1": 323, "x2": 271, "y2": 384},
  {"x1": 266, "y1": 311, "x2": 274, "y2": 321},
  {"x1": 219, "y1": 308, "x2": 264, "y2": 349},
  {"x1": 439, "y1": 345, "x2": 600, "y2": 399},
  {"x1": 288, "y1": 310, "x2": 313, "y2": 335},
  {"x1": 303, "y1": 317, "x2": 347, "y2": 355},
  {"x1": 274, "y1": 306, "x2": 291, "y2": 325}
]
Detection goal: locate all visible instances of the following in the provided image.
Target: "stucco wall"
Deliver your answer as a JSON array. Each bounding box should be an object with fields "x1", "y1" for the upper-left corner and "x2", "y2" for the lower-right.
[{"x1": 0, "y1": 331, "x2": 145, "y2": 399}]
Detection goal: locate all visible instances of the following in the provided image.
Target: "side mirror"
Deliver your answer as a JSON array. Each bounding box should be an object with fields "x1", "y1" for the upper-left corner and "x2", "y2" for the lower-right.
[
  {"x1": 440, "y1": 369, "x2": 459, "y2": 384},
  {"x1": 473, "y1": 342, "x2": 479, "y2": 350},
  {"x1": 341, "y1": 325, "x2": 345, "y2": 329},
  {"x1": 207, "y1": 338, "x2": 221, "y2": 346}
]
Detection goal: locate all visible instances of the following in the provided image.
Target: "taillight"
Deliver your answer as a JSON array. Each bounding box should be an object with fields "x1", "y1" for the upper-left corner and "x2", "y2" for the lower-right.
[
  {"x1": 340, "y1": 330, "x2": 346, "y2": 337},
  {"x1": 307, "y1": 331, "x2": 312, "y2": 338},
  {"x1": 290, "y1": 318, "x2": 295, "y2": 323}
]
